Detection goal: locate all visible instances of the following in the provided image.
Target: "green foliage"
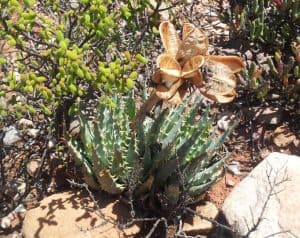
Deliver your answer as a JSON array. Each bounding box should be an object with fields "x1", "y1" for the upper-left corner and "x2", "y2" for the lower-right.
[
  {"x1": 0, "y1": 0, "x2": 163, "y2": 134},
  {"x1": 226, "y1": 0, "x2": 299, "y2": 48},
  {"x1": 68, "y1": 93, "x2": 232, "y2": 208},
  {"x1": 224, "y1": 0, "x2": 300, "y2": 102}
]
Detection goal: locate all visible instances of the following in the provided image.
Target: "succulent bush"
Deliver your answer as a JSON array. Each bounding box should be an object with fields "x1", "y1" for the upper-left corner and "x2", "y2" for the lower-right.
[
  {"x1": 0, "y1": 0, "x2": 164, "y2": 136},
  {"x1": 225, "y1": 0, "x2": 299, "y2": 48},
  {"x1": 68, "y1": 92, "x2": 233, "y2": 210},
  {"x1": 224, "y1": 0, "x2": 300, "y2": 102}
]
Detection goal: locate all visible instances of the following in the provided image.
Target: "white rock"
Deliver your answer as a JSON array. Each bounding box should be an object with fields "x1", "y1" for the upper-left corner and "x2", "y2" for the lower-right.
[
  {"x1": 14, "y1": 204, "x2": 26, "y2": 213},
  {"x1": 222, "y1": 152, "x2": 300, "y2": 238},
  {"x1": 217, "y1": 112, "x2": 236, "y2": 131},
  {"x1": 70, "y1": 0, "x2": 79, "y2": 9},
  {"x1": 47, "y1": 139, "x2": 55, "y2": 149},
  {"x1": 26, "y1": 128, "x2": 39, "y2": 138},
  {"x1": 0, "y1": 204, "x2": 26, "y2": 229},
  {"x1": 26, "y1": 159, "x2": 41, "y2": 177},
  {"x1": 0, "y1": 216, "x2": 11, "y2": 229},
  {"x1": 3, "y1": 126, "x2": 22, "y2": 146},
  {"x1": 17, "y1": 118, "x2": 34, "y2": 129},
  {"x1": 13, "y1": 180, "x2": 26, "y2": 201},
  {"x1": 227, "y1": 161, "x2": 241, "y2": 175}
]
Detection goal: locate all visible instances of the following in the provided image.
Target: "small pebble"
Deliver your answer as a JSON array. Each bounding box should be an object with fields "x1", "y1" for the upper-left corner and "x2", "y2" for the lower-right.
[
  {"x1": 227, "y1": 161, "x2": 241, "y2": 175},
  {"x1": 47, "y1": 139, "x2": 55, "y2": 149},
  {"x1": 3, "y1": 126, "x2": 22, "y2": 146},
  {"x1": 17, "y1": 118, "x2": 34, "y2": 129},
  {"x1": 226, "y1": 178, "x2": 235, "y2": 187}
]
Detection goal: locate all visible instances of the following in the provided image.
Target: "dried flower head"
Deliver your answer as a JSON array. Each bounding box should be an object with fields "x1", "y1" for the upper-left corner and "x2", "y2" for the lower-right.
[{"x1": 153, "y1": 21, "x2": 244, "y2": 104}]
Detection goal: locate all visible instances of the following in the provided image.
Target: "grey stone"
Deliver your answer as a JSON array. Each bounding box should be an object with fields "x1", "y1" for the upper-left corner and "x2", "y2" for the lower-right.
[
  {"x1": 3, "y1": 126, "x2": 22, "y2": 146},
  {"x1": 222, "y1": 152, "x2": 300, "y2": 238}
]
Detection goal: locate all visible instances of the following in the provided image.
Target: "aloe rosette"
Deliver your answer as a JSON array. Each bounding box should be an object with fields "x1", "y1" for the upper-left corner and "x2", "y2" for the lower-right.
[{"x1": 68, "y1": 93, "x2": 233, "y2": 206}]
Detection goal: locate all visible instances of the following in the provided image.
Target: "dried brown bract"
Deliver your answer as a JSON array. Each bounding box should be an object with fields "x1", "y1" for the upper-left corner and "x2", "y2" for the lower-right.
[{"x1": 153, "y1": 21, "x2": 244, "y2": 104}]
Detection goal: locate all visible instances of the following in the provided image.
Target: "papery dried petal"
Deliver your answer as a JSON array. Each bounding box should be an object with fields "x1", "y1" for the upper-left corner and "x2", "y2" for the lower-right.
[
  {"x1": 157, "y1": 54, "x2": 181, "y2": 87},
  {"x1": 156, "y1": 78, "x2": 184, "y2": 100},
  {"x1": 206, "y1": 55, "x2": 244, "y2": 73},
  {"x1": 182, "y1": 55, "x2": 205, "y2": 78},
  {"x1": 159, "y1": 21, "x2": 181, "y2": 57},
  {"x1": 168, "y1": 86, "x2": 187, "y2": 105},
  {"x1": 200, "y1": 88, "x2": 236, "y2": 103},
  {"x1": 182, "y1": 22, "x2": 195, "y2": 40},
  {"x1": 200, "y1": 59, "x2": 239, "y2": 103},
  {"x1": 176, "y1": 23, "x2": 209, "y2": 64}
]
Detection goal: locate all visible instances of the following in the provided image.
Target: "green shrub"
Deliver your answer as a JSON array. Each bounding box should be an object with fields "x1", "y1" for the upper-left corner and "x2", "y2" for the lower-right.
[
  {"x1": 225, "y1": 0, "x2": 299, "y2": 48},
  {"x1": 224, "y1": 0, "x2": 300, "y2": 101},
  {"x1": 0, "y1": 0, "x2": 163, "y2": 136},
  {"x1": 68, "y1": 92, "x2": 233, "y2": 210}
]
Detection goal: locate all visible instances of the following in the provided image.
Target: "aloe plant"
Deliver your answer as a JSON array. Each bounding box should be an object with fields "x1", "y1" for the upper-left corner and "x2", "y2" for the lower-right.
[{"x1": 68, "y1": 92, "x2": 233, "y2": 207}]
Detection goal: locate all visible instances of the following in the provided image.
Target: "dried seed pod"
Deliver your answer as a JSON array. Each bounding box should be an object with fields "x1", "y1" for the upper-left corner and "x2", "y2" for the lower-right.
[
  {"x1": 156, "y1": 54, "x2": 181, "y2": 88},
  {"x1": 176, "y1": 23, "x2": 209, "y2": 64},
  {"x1": 200, "y1": 56, "x2": 243, "y2": 103},
  {"x1": 159, "y1": 21, "x2": 181, "y2": 57}
]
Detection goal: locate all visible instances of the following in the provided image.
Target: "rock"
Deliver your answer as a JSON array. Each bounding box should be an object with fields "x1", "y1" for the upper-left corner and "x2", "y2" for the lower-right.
[
  {"x1": 0, "y1": 204, "x2": 26, "y2": 229},
  {"x1": 217, "y1": 112, "x2": 236, "y2": 131},
  {"x1": 227, "y1": 161, "x2": 241, "y2": 175},
  {"x1": 183, "y1": 202, "x2": 219, "y2": 235},
  {"x1": 26, "y1": 159, "x2": 41, "y2": 177},
  {"x1": 244, "y1": 50, "x2": 253, "y2": 60},
  {"x1": 69, "y1": 120, "x2": 80, "y2": 137},
  {"x1": 225, "y1": 178, "x2": 235, "y2": 187},
  {"x1": 256, "y1": 52, "x2": 268, "y2": 64},
  {"x1": 17, "y1": 118, "x2": 34, "y2": 129},
  {"x1": 5, "y1": 179, "x2": 26, "y2": 201},
  {"x1": 3, "y1": 126, "x2": 22, "y2": 146},
  {"x1": 222, "y1": 152, "x2": 300, "y2": 238},
  {"x1": 47, "y1": 139, "x2": 55, "y2": 149},
  {"x1": 217, "y1": 48, "x2": 238, "y2": 55},
  {"x1": 26, "y1": 128, "x2": 40, "y2": 138},
  {"x1": 273, "y1": 125, "x2": 297, "y2": 148},
  {"x1": 22, "y1": 191, "x2": 140, "y2": 238},
  {"x1": 0, "y1": 216, "x2": 11, "y2": 229},
  {"x1": 270, "y1": 93, "x2": 280, "y2": 99},
  {"x1": 70, "y1": 0, "x2": 79, "y2": 9}
]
